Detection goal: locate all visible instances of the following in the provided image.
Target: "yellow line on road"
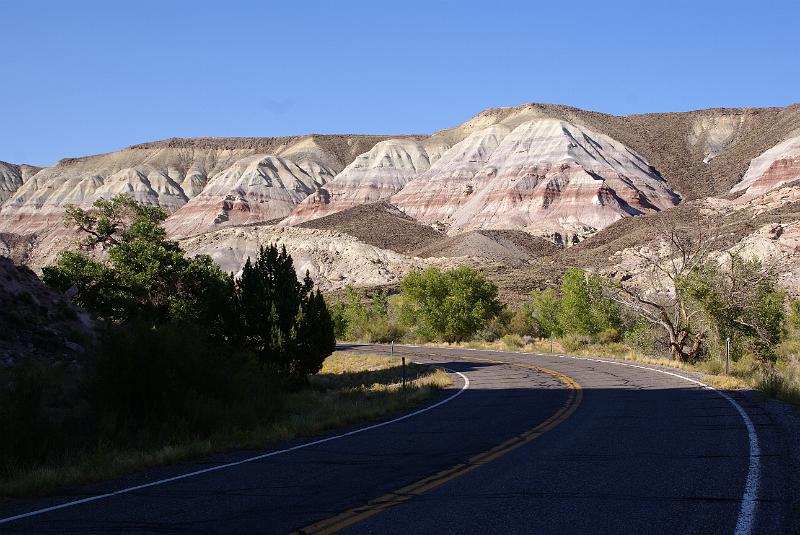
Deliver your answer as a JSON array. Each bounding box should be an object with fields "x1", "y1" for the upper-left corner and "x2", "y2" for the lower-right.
[{"x1": 293, "y1": 352, "x2": 582, "y2": 535}]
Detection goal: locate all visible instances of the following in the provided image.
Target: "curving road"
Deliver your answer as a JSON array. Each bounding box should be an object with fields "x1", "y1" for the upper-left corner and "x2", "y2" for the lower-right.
[{"x1": 0, "y1": 344, "x2": 795, "y2": 534}]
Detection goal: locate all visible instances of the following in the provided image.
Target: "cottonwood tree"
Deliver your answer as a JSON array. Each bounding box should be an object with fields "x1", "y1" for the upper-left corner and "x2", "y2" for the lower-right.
[
  {"x1": 63, "y1": 193, "x2": 168, "y2": 249},
  {"x1": 45, "y1": 193, "x2": 230, "y2": 326},
  {"x1": 683, "y1": 253, "x2": 785, "y2": 364},
  {"x1": 611, "y1": 214, "x2": 713, "y2": 362},
  {"x1": 398, "y1": 266, "x2": 501, "y2": 343},
  {"x1": 557, "y1": 268, "x2": 620, "y2": 336}
]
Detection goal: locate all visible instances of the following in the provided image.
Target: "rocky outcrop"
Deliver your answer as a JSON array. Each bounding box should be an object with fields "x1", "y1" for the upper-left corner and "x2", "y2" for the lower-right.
[
  {"x1": 179, "y1": 225, "x2": 453, "y2": 291},
  {"x1": 0, "y1": 257, "x2": 95, "y2": 369},
  {"x1": 393, "y1": 118, "x2": 680, "y2": 241},
  {"x1": 730, "y1": 134, "x2": 800, "y2": 201},
  {"x1": 0, "y1": 145, "x2": 255, "y2": 236},
  {"x1": 280, "y1": 138, "x2": 450, "y2": 226}
]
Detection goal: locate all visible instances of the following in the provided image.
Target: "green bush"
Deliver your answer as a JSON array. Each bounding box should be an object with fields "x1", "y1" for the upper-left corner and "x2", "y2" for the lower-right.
[
  {"x1": 561, "y1": 334, "x2": 593, "y2": 353},
  {"x1": 501, "y1": 334, "x2": 524, "y2": 349},
  {"x1": 330, "y1": 288, "x2": 400, "y2": 342},
  {"x1": 530, "y1": 288, "x2": 561, "y2": 338},
  {"x1": 508, "y1": 305, "x2": 538, "y2": 337},
  {"x1": 623, "y1": 317, "x2": 656, "y2": 353},
  {"x1": 398, "y1": 266, "x2": 502, "y2": 343},
  {"x1": 596, "y1": 328, "x2": 621, "y2": 344}
]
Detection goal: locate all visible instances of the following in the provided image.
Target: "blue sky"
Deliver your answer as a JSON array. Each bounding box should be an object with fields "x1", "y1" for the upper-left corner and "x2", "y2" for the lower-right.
[{"x1": 2, "y1": 0, "x2": 798, "y2": 166}]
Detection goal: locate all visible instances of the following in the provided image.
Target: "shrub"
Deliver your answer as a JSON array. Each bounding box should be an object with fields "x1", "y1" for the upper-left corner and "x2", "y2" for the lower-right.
[
  {"x1": 501, "y1": 334, "x2": 524, "y2": 349},
  {"x1": 508, "y1": 305, "x2": 538, "y2": 337},
  {"x1": 398, "y1": 266, "x2": 502, "y2": 343},
  {"x1": 561, "y1": 334, "x2": 593, "y2": 353},
  {"x1": 596, "y1": 328, "x2": 621, "y2": 344},
  {"x1": 330, "y1": 287, "x2": 399, "y2": 342},
  {"x1": 234, "y1": 245, "x2": 335, "y2": 382},
  {"x1": 623, "y1": 317, "x2": 656, "y2": 353},
  {"x1": 529, "y1": 288, "x2": 561, "y2": 338}
]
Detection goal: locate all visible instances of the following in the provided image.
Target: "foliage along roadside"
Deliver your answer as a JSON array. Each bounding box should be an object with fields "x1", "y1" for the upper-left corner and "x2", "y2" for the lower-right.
[
  {"x1": 1, "y1": 193, "x2": 336, "y2": 495},
  {"x1": 331, "y1": 262, "x2": 800, "y2": 406},
  {"x1": 1, "y1": 353, "x2": 451, "y2": 498}
]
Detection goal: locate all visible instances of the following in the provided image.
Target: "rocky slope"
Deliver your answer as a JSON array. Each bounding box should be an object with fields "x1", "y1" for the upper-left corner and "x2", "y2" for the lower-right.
[
  {"x1": 0, "y1": 134, "x2": 401, "y2": 257},
  {"x1": 429, "y1": 102, "x2": 800, "y2": 200},
  {"x1": 0, "y1": 257, "x2": 95, "y2": 368},
  {"x1": 297, "y1": 201, "x2": 445, "y2": 253},
  {"x1": 4, "y1": 102, "x2": 800, "y2": 300},
  {"x1": 164, "y1": 154, "x2": 333, "y2": 238},
  {"x1": 0, "y1": 162, "x2": 23, "y2": 203},
  {"x1": 179, "y1": 225, "x2": 453, "y2": 291}
]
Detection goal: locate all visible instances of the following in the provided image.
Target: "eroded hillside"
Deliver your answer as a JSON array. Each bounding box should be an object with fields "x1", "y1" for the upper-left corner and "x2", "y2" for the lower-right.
[{"x1": 3, "y1": 102, "x2": 800, "y2": 299}]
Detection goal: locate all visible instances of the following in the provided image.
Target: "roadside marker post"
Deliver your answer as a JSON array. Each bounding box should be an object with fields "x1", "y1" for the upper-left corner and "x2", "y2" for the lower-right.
[
  {"x1": 393, "y1": 340, "x2": 406, "y2": 389},
  {"x1": 725, "y1": 337, "x2": 731, "y2": 376},
  {"x1": 550, "y1": 334, "x2": 554, "y2": 354}
]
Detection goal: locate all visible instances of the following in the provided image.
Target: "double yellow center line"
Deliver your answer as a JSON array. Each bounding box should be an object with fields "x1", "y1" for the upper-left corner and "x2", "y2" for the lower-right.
[{"x1": 294, "y1": 351, "x2": 583, "y2": 534}]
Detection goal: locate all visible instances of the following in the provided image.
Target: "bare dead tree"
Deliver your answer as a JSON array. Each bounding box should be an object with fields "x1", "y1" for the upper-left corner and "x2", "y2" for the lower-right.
[{"x1": 611, "y1": 212, "x2": 714, "y2": 362}]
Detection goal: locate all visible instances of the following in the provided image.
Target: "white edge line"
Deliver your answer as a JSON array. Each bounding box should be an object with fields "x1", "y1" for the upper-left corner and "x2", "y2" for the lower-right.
[
  {"x1": 0, "y1": 364, "x2": 469, "y2": 526},
  {"x1": 379, "y1": 343, "x2": 759, "y2": 535}
]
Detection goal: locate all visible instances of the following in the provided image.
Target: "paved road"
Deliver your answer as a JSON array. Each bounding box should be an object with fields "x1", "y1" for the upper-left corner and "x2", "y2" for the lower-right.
[{"x1": 0, "y1": 344, "x2": 794, "y2": 534}]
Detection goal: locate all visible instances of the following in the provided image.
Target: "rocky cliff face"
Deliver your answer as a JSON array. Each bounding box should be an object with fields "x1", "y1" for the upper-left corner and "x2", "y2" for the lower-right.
[{"x1": 392, "y1": 118, "x2": 680, "y2": 242}]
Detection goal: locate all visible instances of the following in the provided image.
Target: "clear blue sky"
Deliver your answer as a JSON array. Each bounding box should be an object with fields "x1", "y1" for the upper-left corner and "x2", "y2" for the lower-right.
[{"x1": 2, "y1": 0, "x2": 798, "y2": 166}]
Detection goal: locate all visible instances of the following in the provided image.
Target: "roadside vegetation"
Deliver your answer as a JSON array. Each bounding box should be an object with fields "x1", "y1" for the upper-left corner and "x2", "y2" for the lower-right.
[
  {"x1": 0, "y1": 353, "x2": 449, "y2": 498},
  {"x1": 331, "y1": 220, "x2": 800, "y2": 407},
  {"x1": 0, "y1": 194, "x2": 448, "y2": 499}
]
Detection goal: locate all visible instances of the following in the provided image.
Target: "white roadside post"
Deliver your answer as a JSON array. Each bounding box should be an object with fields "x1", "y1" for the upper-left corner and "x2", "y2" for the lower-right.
[{"x1": 726, "y1": 337, "x2": 731, "y2": 376}]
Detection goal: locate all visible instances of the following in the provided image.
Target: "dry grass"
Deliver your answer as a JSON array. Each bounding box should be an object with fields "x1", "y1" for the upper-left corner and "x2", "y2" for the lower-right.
[
  {"x1": 422, "y1": 339, "x2": 795, "y2": 396},
  {"x1": 1, "y1": 353, "x2": 450, "y2": 498}
]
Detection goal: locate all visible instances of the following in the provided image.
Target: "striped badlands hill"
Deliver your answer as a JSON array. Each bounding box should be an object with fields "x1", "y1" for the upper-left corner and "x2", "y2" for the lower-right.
[
  {"x1": 392, "y1": 118, "x2": 681, "y2": 242},
  {"x1": 731, "y1": 133, "x2": 800, "y2": 202},
  {"x1": 280, "y1": 138, "x2": 449, "y2": 226}
]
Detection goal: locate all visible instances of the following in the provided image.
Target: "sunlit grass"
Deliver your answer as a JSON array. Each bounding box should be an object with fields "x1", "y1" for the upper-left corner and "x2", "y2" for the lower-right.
[{"x1": 422, "y1": 338, "x2": 800, "y2": 403}]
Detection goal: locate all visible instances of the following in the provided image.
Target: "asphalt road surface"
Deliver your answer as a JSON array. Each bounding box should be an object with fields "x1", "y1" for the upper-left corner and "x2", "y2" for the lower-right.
[{"x1": 0, "y1": 344, "x2": 795, "y2": 534}]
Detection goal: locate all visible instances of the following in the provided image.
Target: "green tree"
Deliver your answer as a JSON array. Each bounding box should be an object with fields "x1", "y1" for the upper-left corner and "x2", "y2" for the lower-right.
[
  {"x1": 398, "y1": 266, "x2": 501, "y2": 343},
  {"x1": 789, "y1": 299, "x2": 800, "y2": 333},
  {"x1": 234, "y1": 245, "x2": 335, "y2": 382},
  {"x1": 558, "y1": 268, "x2": 594, "y2": 335},
  {"x1": 587, "y1": 274, "x2": 621, "y2": 335},
  {"x1": 329, "y1": 287, "x2": 395, "y2": 342},
  {"x1": 683, "y1": 254, "x2": 785, "y2": 364},
  {"x1": 43, "y1": 194, "x2": 231, "y2": 327},
  {"x1": 529, "y1": 288, "x2": 562, "y2": 338}
]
